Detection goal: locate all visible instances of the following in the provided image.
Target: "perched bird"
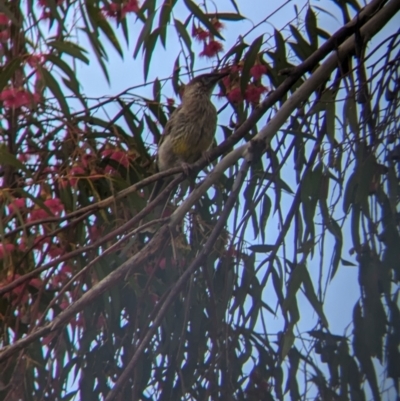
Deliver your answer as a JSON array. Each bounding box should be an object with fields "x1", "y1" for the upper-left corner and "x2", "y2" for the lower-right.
[{"x1": 150, "y1": 71, "x2": 228, "y2": 201}]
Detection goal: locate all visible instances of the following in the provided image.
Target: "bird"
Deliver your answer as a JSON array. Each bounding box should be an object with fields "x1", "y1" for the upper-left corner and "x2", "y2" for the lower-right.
[{"x1": 150, "y1": 71, "x2": 229, "y2": 202}]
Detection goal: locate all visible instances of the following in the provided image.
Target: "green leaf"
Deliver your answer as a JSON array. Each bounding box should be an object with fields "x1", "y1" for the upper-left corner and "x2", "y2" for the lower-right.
[
  {"x1": 0, "y1": 3, "x2": 20, "y2": 27},
  {"x1": 283, "y1": 264, "x2": 306, "y2": 312},
  {"x1": 289, "y1": 25, "x2": 312, "y2": 61},
  {"x1": 328, "y1": 219, "x2": 343, "y2": 280},
  {"x1": 143, "y1": 30, "x2": 159, "y2": 81},
  {"x1": 38, "y1": 66, "x2": 70, "y2": 118},
  {"x1": 62, "y1": 77, "x2": 86, "y2": 109},
  {"x1": 343, "y1": 171, "x2": 357, "y2": 213},
  {"x1": 46, "y1": 54, "x2": 81, "y2": 93},
  {"x1": 273, "y1": 29, "x2": 287, "y2": 68},
  {"x1": 302, "y1": 269, "x2": 329, "y2": 327},
  {"x1": 271, "y1": 268, "x2": 284, "y2": 307},
  {"x1": 134, "y1": 11, "x2": 156, "y2": 58},
  {"x1": 183, "y1": 0, "x2": 224, "y2": 40},
  {"x1": 147, "y1": 99, "x2": 168, "y2": 128},
  {"x1": 118, "y1": 100, "x2": 148, "y2": 156},
  {"x1": 241, "y1": 34, "x2": 263, "y2": 94},
  {"x1": 120, "y1": 15, "x2": 130, "y2": 46},
  {"x1": 355, "y1": 155, "x2": 375, "y2": 205},
  {"x1": 144, "y1": 113, "x2": 161, "y2": 141},
  {"x1": 158, "y1": 0, "x2": 177, "y2": 47},
  {"x1": 351, "y1": 204, "x2": 361, "y2": 251},
  {"x1": 341, "y1": 258, "x2": 356, "y2": 266},
  {"x1": 228, "y1": 0, "x2": 240, "y2": 14},
  {"x1": 344, "y1": 94, "x2": 359, "y2": 136},
  {"x1": 268, "y1": 149, "x2": 281, "y2": 213},
  {"x1": 0, "y1": 145, "x2": 32, "y2": 177},
  {"x1": 204, "y1": 12, "x2": 246, "y2": 21},
  {"x1": 80, "y1": 26, "x2": 110, "y2": 83},
  {"x1": 47, "y1": 40, "x2": 89, "y2": 64},
  {"x1": 317, "y1": 28, "x2": 331, "y2": 40},
  {"x1": 309, "y1": 89, "x2": 335, "y2": 115},
  {"x1": 221, "y1": 42, "x2": 248, "y2": 64},
  {"x1": 174, "y1": 19, "x2": 194, "y2": 69},
  {"x1": 288, "y1": 349, "x2": 300, "y2": 399},
  {"x1": 94, "y1": 10, "x2": 123, "y2": 58},
  {"x1": 172, "y1": 55, "x2": 181, "y2": 95},
  {"x1": 275, "y1": 176, "x2": 294, "y2": 194},
  {"x1": 326, "y1": 99, "x2": 336, "y2": 144},
  {"x1": 45, "y1": 0, "x2": 64, "y2": 28},
  {"x1": 0, "y1": 58, "x2": 21, "y2": 92},
  {"x1": 260, "y1": 194, "x2": 271, "y2": 243},
  {"x1": 153, "y1": 78, "x2": 161, "y2": 103},
  {"x1": 243, "y1": 173, "x2": 258, "y2": 238},
  {"x1": 281, "y1": 329, "x2": 295, "y2": 359},
  {"x1": 305, "y1": 7, "x2": 318, "y2": 51},
  {"x1": 248, "y1": 244, "x2": 274, "y2": 253},
  {"x1": 85, "y1": 1, "x2": 124, "y2": 58}
]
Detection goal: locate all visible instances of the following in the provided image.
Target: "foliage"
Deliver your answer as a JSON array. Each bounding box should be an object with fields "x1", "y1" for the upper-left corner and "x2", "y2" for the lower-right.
[{"x1": 0, "y1": 0, "x2": 399, "y2": 400}]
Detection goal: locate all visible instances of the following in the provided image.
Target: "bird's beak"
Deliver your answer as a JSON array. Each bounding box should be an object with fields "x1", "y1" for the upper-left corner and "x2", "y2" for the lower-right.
[{"x1": 210, "y1": 71, "x2": 230, "y2": 83}]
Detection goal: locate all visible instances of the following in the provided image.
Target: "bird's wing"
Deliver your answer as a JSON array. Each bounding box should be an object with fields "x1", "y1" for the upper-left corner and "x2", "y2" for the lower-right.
[
  {"x1": 157, "y1": 105, "x2": 183, "y2": 147},
  {"x1": 150, "y1": 107, "x2": 183, "y2": 201}
]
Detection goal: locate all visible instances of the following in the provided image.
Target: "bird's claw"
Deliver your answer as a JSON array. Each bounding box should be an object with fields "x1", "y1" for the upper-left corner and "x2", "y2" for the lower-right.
[
  {"x1": 202, "y1": 151, "x2": 212, "y2": 164},
  {"x1": 181, "y1": 162, "x2": 190, "y2": 176}
]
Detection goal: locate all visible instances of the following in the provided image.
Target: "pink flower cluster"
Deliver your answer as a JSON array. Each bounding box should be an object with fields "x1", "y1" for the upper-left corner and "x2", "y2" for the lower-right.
[
  {"x1": 192, "y1": 19, "x2": 224, "y2": 59},
  {"x1": 220, "y1": 63, "x2": 269, "y2": 104},
  {"x1": 0, "y1": 88, "x2": 40, "y2": 108},
  {"x1": 37, "y1": 0, "x2": 65, "y2": 19},
  {"x1": 102, "y1": 0, "x2": 139, "y2": 19},
  {"x1": 28, "y1": 198, "x2": 64, "y2": 222},
  {"x1": 0, "y1": 13, "x2": 10, "y2": 25}
]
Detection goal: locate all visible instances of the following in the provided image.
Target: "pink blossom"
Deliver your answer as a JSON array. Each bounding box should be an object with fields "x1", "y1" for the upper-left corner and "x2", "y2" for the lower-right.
[
  {"x1": 199, "y1": 40, "x2": 223, "y2": 58},
  {"x1": 26, "y1": 53, "x2": 46, "y2": 68},
  {"x1": 38, "y1": 0, "x2": 64, "y2": 7},
  {"x1": 0, "y1": 243, "x2": 15, "y2": 259},
  {"x1": 110, "y1": 150, "x2": 129, "y2": 168},
  {"x1": 8, "y1": 198, "x2": 26, "y2": 214},
  {"x1": 18, "y1": 153, "x2": 30, "y2": 162},
  {"x1": 69, "y1": 165, "x2": 86, "y2": 186},
  {"x1": 212, "y1": 19, "x2": 224, "y2": 32},
  {"x1": 102, "y1": 0, "x2": 139, "y2": 18},
  {"x1": 192, "y1": 26, "x2": 209, "y2": 41},
  {"x1": 81, "y1": 153, "x2": 95, "y2": 168},
  {"x1": 0, "y1": 88, "x2": 40, "y2": 108},
  {"x1": 122, "y1": 0, "x2": 139, "y2": 15},
  {"x1": 33, "y1": 235, "x2": 51, "y2": 250},
  {"x1": 250, "y1": 64, "x2": 268, "y2": 80},
  {"x1": 0, "y1": 29, "x2": 10, "y2": 43},
  {"x1": 29, "y1": 208, "x2": 51, "y2": 222},
  {"x1": 101, "y1": 148, "x2": 114, "y2": 158},
  {"x1": 0, "y1": 13, "x2": 10, "y2": 25},
  {"x1": 29, "y1": 278, "x2": 42, "y2": 289},
  {"x1": 70, "y1": 166, "x2": 85, "y2": 175},
  {"x1": 44, "y1": 198, "x2": 64, "y2": 215},
  {"x1": 227, "y1": 87, "x2": 243, "y2": 103},
  {"x1": 102, "y1": 2, "x2": 119, "y2": 18},
  {"x1": 48, "y1": 246, "x2": 64, "y2": 258},
  {"x1": 244, "y1": 84, "x2": 268, "y2": 104}
]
